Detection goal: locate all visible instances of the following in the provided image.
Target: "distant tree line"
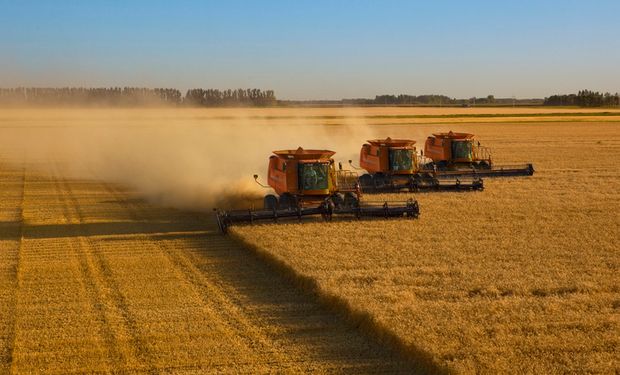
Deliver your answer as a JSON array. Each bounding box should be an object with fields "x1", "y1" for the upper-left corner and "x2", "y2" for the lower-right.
[
  {"x1": 0, "y1": 87, "x2": 182, "y2": 106},
  {"x1": 544, "y1": 90, "x2": 619, "y2": 107},
  {"x1": 338, "y1": 94, "x2": 542, "y2": 106},
  {"x1": 371, "y1": 94, "x2": 454, "y2": 105},
  {"x1": 184, "y1": 88, "x2": 276, "y2": 106},
  {"x1": 0, "y1": 87, "x2": 277, "y2": 107}
]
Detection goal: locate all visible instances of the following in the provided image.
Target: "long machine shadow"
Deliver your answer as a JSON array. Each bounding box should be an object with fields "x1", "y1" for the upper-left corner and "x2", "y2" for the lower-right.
[
  {"x1": 0, "y1": 220, "x2": 207, "y2": 240},
  {"x1": 0, "y1": 221, "x2": 21, "y2": 239},
  {"x1": 167, "y1": 229, "x2": 434, "y2": 372},
  {"x1": 118, "y1": 201, "x2": 443, "y2": 373},
  {"x1": 198, "y1": 226, "x2": 445, "y2": 373}
]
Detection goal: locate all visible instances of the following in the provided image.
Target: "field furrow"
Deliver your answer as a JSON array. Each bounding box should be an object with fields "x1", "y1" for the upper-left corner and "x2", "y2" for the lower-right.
[
  {"x1": 0, "y1": 158, "x2": 416, "y2": 372},
  {"x1": 59, "y1": 174, "x2": 159, "y2": 371},
  {"x1": 1, "y1": 109, "x2": 617, "y2": 373},
  {"x1": 88, "y1": 181, "x2": 417, "y2": 372},
  {"x1": 0, "y1": 166, "x2": 24, "y2": 373}
]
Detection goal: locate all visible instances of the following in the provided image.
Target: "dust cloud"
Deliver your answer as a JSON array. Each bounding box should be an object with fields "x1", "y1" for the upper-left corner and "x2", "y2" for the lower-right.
[{"x1": 0, "y1": 108, "x2": 379, "y2": 210}]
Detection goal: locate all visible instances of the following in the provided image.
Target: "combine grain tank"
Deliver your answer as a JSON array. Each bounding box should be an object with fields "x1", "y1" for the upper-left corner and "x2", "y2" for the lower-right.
[
  {"x1": 424, "y1": 131, "x2": 534, "y2": 177},
  {"x1": 215, "y1": 147, "x2": 419, "y2": 233},
  {"x1": 357, "y1": 138, "x2": 483, "y2": 193}
]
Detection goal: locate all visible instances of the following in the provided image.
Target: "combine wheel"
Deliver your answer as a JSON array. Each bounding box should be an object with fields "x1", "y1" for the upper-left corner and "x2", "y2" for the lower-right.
[
  {"x1": 478, "y1": 160, "x2": 491, "y2": 169},
  {"x1": 435, "y1": 161, "x2": 448, "y2": 171},
  {"x1": 358, "y1": 174, "x2": 373, "y2": 189},
  {"x1": 332, "y1": 193, "x2": 345, "y2": 208},
  {"x1": 278, "y1": 193, "x2": 297, "y2": 210},
  {"x1": 406, "y1": 199, "x2": 420, "y2": 218},
  {"x1": 407, "y1": 176, "x2": 419, "y2": 192},
  {"x1": 344, "y1": 192, "x2": 359, "y2": 208},
  {"x1": 422, "y1": 162, "x2": 434, "y2": 170},
  {"x1": 320, "y1": 199, "x2": 335, "y2": 221},
  {"x1": 373, "y1": 174, "x2": 387, "y2": 188},
  {"x1": 264, "y1": 194, "x2": 278, "y2": 210}
]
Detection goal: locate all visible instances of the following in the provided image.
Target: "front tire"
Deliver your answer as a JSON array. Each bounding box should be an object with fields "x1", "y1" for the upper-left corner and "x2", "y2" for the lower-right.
[
  {"x1": 331, "y1": 193, "x2": 345, "y2": 209},
  {"x1": 264, "y1": 194, "x2": 278, "y2": 210}
]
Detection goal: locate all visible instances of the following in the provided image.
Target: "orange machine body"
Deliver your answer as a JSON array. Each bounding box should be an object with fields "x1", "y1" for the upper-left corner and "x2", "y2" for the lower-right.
[
  {"x1": 267, "y1": 147, "x2": 354, "y2": 203},
  {"x1": 424, "y1": 131, "x2": 491, "y2": 165},
  {"x1": 359, "y1": 138, "x2": 419, "y2": 175}
]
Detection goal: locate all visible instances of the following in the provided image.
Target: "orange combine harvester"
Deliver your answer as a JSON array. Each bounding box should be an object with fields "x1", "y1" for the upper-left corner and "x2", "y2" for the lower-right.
[
  {"x1": 215, "y1": 147, "x2": 419, "y2": 233},
  {"x1": 356, "y1": 138, "x2": 484, "y2": 192},
  {"x1": 423, "y1": 131, "x2": 535, "y2": 177}
]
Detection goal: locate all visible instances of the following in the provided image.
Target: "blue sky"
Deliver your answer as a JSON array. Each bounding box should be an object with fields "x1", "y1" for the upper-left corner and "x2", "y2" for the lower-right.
[{"x1": 1, "y1": 1, "x2": 619, "y2": 99}]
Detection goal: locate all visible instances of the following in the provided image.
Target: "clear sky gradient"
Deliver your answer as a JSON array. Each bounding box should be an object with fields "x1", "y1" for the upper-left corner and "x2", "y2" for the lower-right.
[{"x1": 1, "y1": 0, "x2": 619, "y2": 99}]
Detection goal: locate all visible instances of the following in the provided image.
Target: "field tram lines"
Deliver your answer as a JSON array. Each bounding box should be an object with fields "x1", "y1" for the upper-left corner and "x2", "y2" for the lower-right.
[
  {"x1": 47, "y1": 170, "x2": 126, "y2": 367},
  {"x1": 98, "y1": 182, "x2": 298, "y2": 367},
  {"x1": 52, "y1": 167, "x2": 159, "y2": 372},
  {"x1": 98, "y1": 182, "x2": 418, "y2": 372},
  {"x1": 0, "y1": 164, "x2": 25, "y2": 373}
]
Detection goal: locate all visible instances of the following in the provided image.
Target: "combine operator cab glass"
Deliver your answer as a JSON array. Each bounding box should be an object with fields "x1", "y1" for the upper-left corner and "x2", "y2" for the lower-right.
[
  {"x1": 389, "y1": 149, "x2": 413, "y2": 171},
  {"x1": 452, "y1": 141, "x2": 473, "y2": 160},
  {"x1": 299, "y1": 162, "x2": 329, "y2": 191}
]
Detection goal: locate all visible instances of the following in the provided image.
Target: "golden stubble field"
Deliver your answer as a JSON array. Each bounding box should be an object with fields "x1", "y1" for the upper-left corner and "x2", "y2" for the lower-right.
[
  {"x1": 0, "y1": 164, "x2": 417, "y2": 373},
  {"x1": 0, "y1": 108, "x2": 618, "y2": 373},
  {"x1": 234, "y1": 120, "x2": 620, "y2": 373},
  {"x1": 0, "y1": 108, "x2": 427, "y2": 373}
]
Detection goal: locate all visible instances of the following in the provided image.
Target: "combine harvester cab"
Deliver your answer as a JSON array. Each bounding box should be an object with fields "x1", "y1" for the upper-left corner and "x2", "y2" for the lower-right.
[
  {"x1": 357, "y1": 138, "x2": 484, "y2": 193},
  {"x1": 215, "y1": 147, "x2": 419, "y2": 233},
  {"x1": 423, "y1": 131, "x2": 535, "y2": 178}
]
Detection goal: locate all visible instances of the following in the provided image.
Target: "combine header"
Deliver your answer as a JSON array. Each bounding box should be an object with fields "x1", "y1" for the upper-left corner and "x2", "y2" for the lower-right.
[
  {"x1": 424, "y1": 131, "x2": 535, "y2": 178},
  {"x1": 356, "y1": 138, "x2": 484, "y2": 193},
  {"x1": 215, "y1": 147, "x2": 419, "y2": 233}
]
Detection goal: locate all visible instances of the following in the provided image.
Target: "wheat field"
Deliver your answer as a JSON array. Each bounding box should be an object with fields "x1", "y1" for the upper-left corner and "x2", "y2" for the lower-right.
[
  {"x1": 233, "y1": 121, "x2": 620, "y2": 373},
  {"x1": 0, "y1": 108, "x2": 618, "y2": 373},
  {"x1": 0, "y1": 161, "x2": 414, "y2": 373}
]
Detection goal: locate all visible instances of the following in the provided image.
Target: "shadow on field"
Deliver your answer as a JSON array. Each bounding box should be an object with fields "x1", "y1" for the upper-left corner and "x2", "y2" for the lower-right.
[
  {"x1": 0, "y1": 218, "x2": 443, "y2": 371},
  {"x1": 0, "y1": 215, "x2": 443, "y2": 369},
  {"x1": 95, "y1": 209, "x2": 440, "y2": 373},
  {"x1": 4, "y1": 167, "x2": 444, "y2": 373},
  {"x1": 0, "y1": 221, "x2": 21, "y2": 238},
  {"x1": 0, "y1": 220, "x2": 207, "y2": 240}
]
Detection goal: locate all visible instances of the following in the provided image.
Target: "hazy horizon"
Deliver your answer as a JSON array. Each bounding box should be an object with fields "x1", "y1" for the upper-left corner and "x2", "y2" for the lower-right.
[{"x1": 1, "y1": 1, "x2": 619, "y2": 100}]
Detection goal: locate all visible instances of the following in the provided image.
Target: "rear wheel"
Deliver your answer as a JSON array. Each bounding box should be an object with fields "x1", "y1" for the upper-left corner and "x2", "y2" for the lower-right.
[
  {"x1": 264, "y1": 194, "x2": 278, "y2": 210},
  {"x1": 358, "y1": 174, "x2": 373, "y2": 189},
  {"x1": 435, "y1": 161, "x2": 448, "y2": 171},
  {"x1": 373, "y1": 173, "x2": 386, "y2": 188},
  {"x1": 344, "y1": 192, "x2": 359, "y2": 208}
]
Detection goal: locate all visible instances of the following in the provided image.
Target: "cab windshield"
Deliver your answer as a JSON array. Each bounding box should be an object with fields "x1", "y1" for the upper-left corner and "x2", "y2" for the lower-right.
[
  {"x1": 452, "y1": 141, "x2": 473, "y2": 160},
  {"x1": 389, "y1": 149, "x2": 413, "y2": 171},
  {"x1": 298, "y1": 162, "x2": 329, "y2": 190}
]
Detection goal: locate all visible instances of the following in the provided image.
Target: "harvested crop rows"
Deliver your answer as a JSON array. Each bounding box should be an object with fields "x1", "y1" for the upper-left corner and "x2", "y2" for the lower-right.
[
  {"x1": 0, "y1": 109, "x2": 618, "y2": 373},
  {"x1": 234, "y1": 121, "x2": 620, "y2": 373},
  {"x1": 0, "y1": 159, "x2": 414, "y2": 373}
]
